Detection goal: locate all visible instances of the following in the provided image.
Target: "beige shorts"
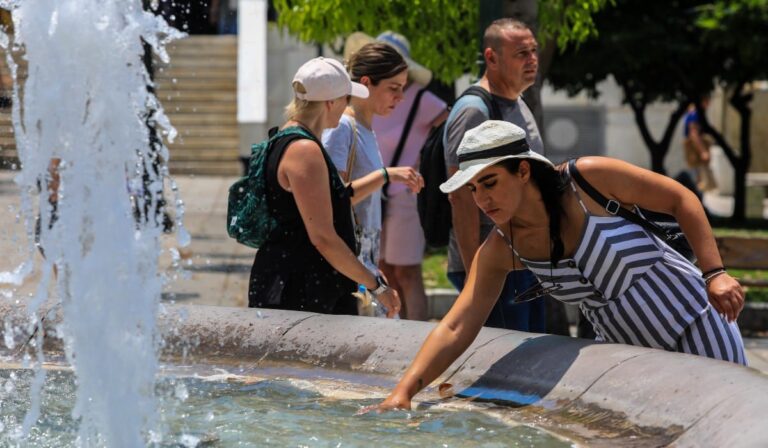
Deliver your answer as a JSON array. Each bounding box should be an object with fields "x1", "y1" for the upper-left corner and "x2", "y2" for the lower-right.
[{"x1": 380, "y1": 192, "x2": 425, "y2": 266}]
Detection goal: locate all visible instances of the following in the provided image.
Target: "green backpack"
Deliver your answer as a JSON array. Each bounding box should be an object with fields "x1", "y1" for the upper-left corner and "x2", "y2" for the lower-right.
[{"x1": 227, "y1": 126, "x2": 317, "y2": 248}]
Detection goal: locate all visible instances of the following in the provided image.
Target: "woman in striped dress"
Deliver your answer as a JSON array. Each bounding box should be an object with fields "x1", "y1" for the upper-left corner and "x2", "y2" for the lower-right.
[{"x1": 375, "y1": 120, "x2": 746, "y2": 412}]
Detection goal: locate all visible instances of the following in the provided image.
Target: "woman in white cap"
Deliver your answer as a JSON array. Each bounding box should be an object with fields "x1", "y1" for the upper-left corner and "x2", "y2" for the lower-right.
[
  {"x1": 248, "y1": 57, "x2": 409, "y2": 317},
  {"x1": 374, "y1": 119, "x2": 747, "y2": 410},
  {"x1": 323, "y1": 43, "x2": 425, "y2": 314}
]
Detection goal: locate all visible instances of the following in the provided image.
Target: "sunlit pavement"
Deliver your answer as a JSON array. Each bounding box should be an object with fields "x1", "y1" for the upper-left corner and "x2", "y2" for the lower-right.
[
  {"x1": 0, "y1": 171, "x2": 249, "y2": 308},
  {"x1": 1, "y1": 170, "x2": 766, "y2": 374}
]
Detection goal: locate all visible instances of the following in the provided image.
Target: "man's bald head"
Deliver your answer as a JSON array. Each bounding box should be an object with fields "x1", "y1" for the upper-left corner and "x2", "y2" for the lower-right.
[{"x1": 483, "y1": 18, "x2": 530, "y2": 53}]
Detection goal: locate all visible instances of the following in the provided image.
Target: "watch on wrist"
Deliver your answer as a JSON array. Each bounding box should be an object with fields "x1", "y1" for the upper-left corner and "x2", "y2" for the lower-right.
[{"x1": 371, "y1": 275, "x2": 388, "y2": 296}]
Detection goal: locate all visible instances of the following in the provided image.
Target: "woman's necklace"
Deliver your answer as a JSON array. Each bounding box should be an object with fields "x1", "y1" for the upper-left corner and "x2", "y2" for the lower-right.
[{"x1": 501, "y1": 222, "x2": 561, "y2": 302}]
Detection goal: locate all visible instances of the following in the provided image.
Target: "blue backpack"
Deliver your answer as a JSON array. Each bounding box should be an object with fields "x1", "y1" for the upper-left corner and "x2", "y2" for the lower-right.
[{"x1": 227, "y1": 126, "x2": 317, "y2": 248}]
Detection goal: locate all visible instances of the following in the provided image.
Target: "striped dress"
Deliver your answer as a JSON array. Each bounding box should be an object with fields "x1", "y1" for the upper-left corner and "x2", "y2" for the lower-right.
[{"x1": 500, "y1": 176, "x2": 747, "y2": 365}]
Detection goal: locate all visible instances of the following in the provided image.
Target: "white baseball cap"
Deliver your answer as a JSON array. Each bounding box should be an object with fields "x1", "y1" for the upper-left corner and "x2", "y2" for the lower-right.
[
  {"x1": 292, "y1": 57, "x2": 369, "y2": 101},
  {"x1": 439, "y1": 120, "x2": 554, "y2": 193}
]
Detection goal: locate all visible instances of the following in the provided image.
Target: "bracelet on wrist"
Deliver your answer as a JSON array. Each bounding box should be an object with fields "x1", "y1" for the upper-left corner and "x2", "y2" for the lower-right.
[
  {"x1": 704, "y1": 270, "x2": 727, "y2": 285},
  {"x1": 371, "y1": 274, "x2": 389, "y2": 296},
  {"x1": 380, "y1": 167, "x2": 390, "y2": 186},
  {"x1": 701, "y1": 267, "x2": 726, "y2": 278}
]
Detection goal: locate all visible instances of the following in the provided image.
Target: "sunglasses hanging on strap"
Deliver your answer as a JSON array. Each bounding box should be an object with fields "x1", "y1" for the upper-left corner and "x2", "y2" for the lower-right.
[{"x1": 568, "y1": 159, "x2": 696, "y2": 262}]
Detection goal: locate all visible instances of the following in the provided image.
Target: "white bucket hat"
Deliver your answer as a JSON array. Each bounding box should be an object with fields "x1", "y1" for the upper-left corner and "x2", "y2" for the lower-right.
[
  {"x1": 343, "y1": 31, "x2": 433, "y2": 86},
  {"x1": 439, "y1": 120, "x2": 555, "y2": 193},
  {"x1": 292, "y1": 57, "x2": 369, "y2": 101}
]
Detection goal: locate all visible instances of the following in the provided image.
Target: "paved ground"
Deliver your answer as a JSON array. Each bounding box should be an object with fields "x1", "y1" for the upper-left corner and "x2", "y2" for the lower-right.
[
  {"x1": 1, "y1": 171, "x2": 766, "y2": 373},
  {"x1": 0, "y1": 172, "x2": 252, "y2": 307}
]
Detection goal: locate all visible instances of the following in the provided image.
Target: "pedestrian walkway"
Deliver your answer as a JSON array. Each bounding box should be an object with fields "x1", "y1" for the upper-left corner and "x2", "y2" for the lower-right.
[
  {"x1": 1, "y1": 170, "x2": 766, "y2": 373},
  {"x1": 0, "y1": 171, "x2": 251, "y2": 307}
]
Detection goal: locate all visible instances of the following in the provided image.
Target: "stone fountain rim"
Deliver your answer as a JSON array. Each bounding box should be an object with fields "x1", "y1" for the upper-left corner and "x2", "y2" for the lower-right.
[{"x1": 2, "y1": 301, "x2": 767, "y2": 447}]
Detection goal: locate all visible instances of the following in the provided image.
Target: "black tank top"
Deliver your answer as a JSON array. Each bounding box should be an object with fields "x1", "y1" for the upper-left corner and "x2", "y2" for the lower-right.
[{"x1": 248, "y1": 129, "x2": 357, "y2": 313}]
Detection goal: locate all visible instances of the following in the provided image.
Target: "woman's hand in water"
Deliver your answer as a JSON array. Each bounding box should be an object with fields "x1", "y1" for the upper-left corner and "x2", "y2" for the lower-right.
[
  {"x1": 357, "y1": 388, "x2": 412, "y2": 415},
  {"x1": 386, "y1": 167, "x2": 424, "y2": 193},
  {"x1": 377, "y1": 287, "x2": 401, "y2": 319},
  {"x1": 707, "y1": 272, "x2": 744, "y2": 322},
  {"x1": 377, "y1": 388, "x2": 412, "y2": 411}
]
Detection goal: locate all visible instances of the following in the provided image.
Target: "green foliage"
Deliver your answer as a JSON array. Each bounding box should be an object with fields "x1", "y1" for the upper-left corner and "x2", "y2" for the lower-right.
[
  {"x1": 423, "y1": 247, "x2": 450, "y2": 289},
  {"x1": 695, "y1": 0, "x2": 768, "y2": 84},
  {"x1": 273, "y1": 0, "x2": 479, "y2": 82},
  {"x1": 547, "y1": 0, "x2": 717, "y2": 107},
  {"x1": 712, "y1": 224, "x2": 768, "y2": 239},
  {"x1": 272, "y1": 0, "x2": 611, "y2": 83},
  {"x1": 548, "y1": 0, "x2": 768, "y2": 106},
  {"x1": 538, "y1": 0, "x2": 614, "y2": 50},
  {"x1": 729, "y1": 268, "x2": 768, "y2": 302}
]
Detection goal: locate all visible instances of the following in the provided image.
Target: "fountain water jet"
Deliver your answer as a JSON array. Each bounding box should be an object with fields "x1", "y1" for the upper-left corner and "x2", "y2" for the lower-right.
[{"x1": 0, "y1": 1, "x2": 183, "y2": 444}]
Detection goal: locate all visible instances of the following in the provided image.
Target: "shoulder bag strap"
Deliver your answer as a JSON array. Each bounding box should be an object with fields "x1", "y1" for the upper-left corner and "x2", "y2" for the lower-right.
[
  {"x1": 385, "y1": 87, "x2": 427, "y2": 196},
  {"x1": 343, "y1": 116, "x2": 359, "y2": 184},
  {"x1": 390, "y1": 88, "x2": 427, "y2": 167},
  {"x1": 567, "y1": 159, "x2": 673, "y2": 241}
]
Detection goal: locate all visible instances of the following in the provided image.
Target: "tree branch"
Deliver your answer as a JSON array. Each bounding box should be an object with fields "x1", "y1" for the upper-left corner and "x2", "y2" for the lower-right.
[
  {"x1": 695, "y1": 82, "x2": 744, "y2": 167},
  {"x1": 659, "y1": 102, "x2": 687, "y2": 152}
]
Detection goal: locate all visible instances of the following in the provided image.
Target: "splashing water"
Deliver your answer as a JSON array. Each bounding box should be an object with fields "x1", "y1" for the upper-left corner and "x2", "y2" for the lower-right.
[{"x1": 0, "y1": 0, "x2": 183, "y2": 445}]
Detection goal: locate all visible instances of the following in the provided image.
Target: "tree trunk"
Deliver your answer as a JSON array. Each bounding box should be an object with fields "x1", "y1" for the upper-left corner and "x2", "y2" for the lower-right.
[
  {"x1": 624, "y1": 91, "x2": 686, "y2": 175},
  {"x1": 730, "y1": 91, "x2": 753, "y2": 222}
]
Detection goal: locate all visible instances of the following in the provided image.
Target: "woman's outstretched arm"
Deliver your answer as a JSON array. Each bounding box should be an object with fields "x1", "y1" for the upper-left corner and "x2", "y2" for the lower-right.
[{"x1": 375, "y1": 232, "x2": 511, "y2": 411}]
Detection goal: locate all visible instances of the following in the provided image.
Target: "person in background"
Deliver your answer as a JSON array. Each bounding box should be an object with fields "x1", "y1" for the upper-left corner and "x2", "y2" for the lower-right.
[
  {"x1": 683, "y1": 95, "x2": 717, "y2": 192},
  {"x1": 342, "y1": 31, "x2": 448, "y2": 321},
  {"x1": 323, "y1": 43, "x2": 425, "y2": 314},
  {"x1": 443, "y1": 18, "x2": 546, "y2": 331},
  {"x1": 374, "y1": 119, "x2": 746, "y2": 412},
  {"x1": 209, "y1": 0, "x2": 238, "y2": 35},
  {"x1": 247, "y1": 57, "x2": 401, "y2": 317}
]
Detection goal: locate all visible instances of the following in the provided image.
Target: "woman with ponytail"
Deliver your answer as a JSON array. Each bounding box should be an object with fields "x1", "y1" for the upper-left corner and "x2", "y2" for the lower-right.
[
  {"x1": 374, "y1": 119, "x2": 747, "y2": 411},
  {"x1": 322, "y1": 43, "x2": 424, "y2": 314}
]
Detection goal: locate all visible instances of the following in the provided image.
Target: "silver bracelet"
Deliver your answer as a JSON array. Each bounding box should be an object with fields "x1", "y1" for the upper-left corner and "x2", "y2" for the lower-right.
[{"x1": 704, "y1": 270, "x2": 727, "y2": 285}]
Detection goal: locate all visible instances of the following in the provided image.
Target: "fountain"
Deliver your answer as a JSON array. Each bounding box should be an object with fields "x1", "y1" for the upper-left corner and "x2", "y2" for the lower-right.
[
  {"x1": 1, "y1": 1, "x2": 768, "y2": 447},
  {"x1": 0, "y1": 0, "x2": 183, "y2": 444}
]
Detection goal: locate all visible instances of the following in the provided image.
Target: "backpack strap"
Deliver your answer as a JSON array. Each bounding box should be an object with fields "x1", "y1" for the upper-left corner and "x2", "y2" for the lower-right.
[
  {"x1": 265, "y1": 126, "x2": 320, "y2": 188},
  {"x1": 385, "y1": 88, "x2": 427, "y2": 197},
  {"x1": 567, "y1": 159, "x2": 674, "y2": 242},
  {"x1": 462, "y1": 85, "x2": 503, "y2": 120}
]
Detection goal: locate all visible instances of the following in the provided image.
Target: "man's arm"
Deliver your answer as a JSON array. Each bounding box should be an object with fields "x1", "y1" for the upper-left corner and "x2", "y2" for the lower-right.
[
  {"x1": 444, "y1": 98, "x2": 489, "y2": 271},
  {"x1": 447, "y1": 169, "x2": 480, "y2": 271}
]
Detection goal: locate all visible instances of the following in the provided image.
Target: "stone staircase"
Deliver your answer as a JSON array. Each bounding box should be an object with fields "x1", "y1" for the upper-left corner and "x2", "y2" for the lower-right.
[{"x1": 0, "y1": 35, "x2": 241, "y2": 176}]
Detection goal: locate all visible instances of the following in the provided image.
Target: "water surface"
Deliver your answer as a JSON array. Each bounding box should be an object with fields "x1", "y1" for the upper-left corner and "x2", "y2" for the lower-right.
[{"x1": 0, "y1": 368, "x2": 572, "y2": 447}]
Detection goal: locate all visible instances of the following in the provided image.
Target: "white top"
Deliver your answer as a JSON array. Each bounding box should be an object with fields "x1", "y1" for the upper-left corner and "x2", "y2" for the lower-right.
[{"x1": 322, "y1": 114, "x2": 383, "y2": 274}]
